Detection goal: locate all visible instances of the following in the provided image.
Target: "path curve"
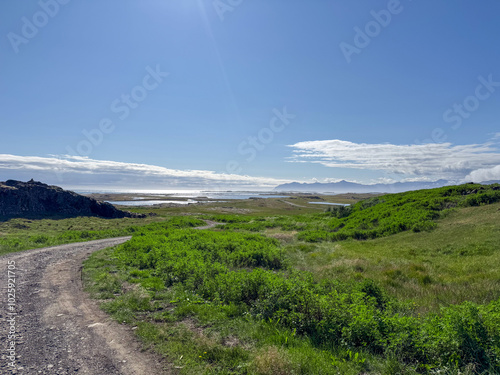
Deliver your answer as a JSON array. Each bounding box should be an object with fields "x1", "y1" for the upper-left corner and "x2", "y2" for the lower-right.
[
  {"x1": 0, "y1": 238, "x2": 167, "y2": 374},
  {"x1": 193, "y1": 220, "x2": 222, "y2": 230}
]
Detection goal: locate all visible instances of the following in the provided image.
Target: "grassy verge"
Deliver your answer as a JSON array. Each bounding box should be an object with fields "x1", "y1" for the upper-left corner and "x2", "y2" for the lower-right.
[{"x1": 0, "y1": 215, "x2": 165, "y2": 255}]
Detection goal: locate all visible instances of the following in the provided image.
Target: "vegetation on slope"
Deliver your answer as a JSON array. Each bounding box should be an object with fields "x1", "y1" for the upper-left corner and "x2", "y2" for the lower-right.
[
  {"x1": 4, "y1": 183, "x2": 499, "y2": 373},
  {"x1": 82, "y1": 184, "x2": 500, "y2": 374},
  {"x1": 287, "y1": 202, "x2": 500, "y2": 313},
  {"x1": 209, "y1": 184, "x2": 500, "y2": 243},
  {"x1": 297, "y1": 183, "x2": 500, "y2": 242}
]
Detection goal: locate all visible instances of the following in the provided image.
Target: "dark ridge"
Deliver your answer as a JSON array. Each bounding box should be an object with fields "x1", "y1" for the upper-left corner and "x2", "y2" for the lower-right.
[{"x1": 0, "y1": 179, "x2": 146, "y2": 221}]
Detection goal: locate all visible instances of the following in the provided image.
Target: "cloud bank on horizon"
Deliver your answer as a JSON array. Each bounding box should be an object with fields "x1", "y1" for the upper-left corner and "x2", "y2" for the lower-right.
[
  {"x1": 288, "y1": 138, "x2": 500, "y2": 184},
  {"x1": 2, "y1": 136, "x2": 500, "y2": 191},
  {"x1": 0, "y1": 154, "x2": 292, "y2": 190}
]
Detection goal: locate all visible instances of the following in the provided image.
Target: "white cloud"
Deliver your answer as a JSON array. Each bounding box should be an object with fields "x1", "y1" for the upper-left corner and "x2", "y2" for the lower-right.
[
  {"x1": 369, "y1": 177, "x2": 397, "y2": 184},
  {"x1": 465, "y1": 165, "x2": 500, "y2": 183},
  {"x1": 0, "y1": 154, "x2": 292, "y2": 189},
  {"x1": 399, "y1": 176, "x2": 438, "y2": 183},
  {"x1": 287, "y1": 139, "x2": 500, "y2": 181}
]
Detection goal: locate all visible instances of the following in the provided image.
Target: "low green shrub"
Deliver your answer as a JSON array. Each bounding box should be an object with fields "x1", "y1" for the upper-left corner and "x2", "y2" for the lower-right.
[
  {"x1": 112, "y1": 222, "x2": 500, "y2": 372},
  {"x1": 297, "y1": 184, "x2": 500, "y2": 243}
]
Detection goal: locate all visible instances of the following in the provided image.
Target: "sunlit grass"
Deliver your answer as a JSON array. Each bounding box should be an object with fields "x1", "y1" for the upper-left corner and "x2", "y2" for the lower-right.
[
  {"x1": 0, "y1": 215, "x2": 166, "y2": 255},
  {"x1": 82, "y1": 197, "x2": 500, "y2": 374},
  {"x1": 286, "y1": 202, "x2": 500, "y2": 313},
  {"x1": 7, "y1": 185, "x2": 499, "y2": 374}
]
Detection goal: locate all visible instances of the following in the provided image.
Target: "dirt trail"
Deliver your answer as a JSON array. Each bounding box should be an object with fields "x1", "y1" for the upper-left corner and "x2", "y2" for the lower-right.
[
  {"x1": 279, "y1": 199, "x2": 309, "y2": 208},
  {"x1": 0, "y1": 238, "x2": 168, "y2": 374},
  {"x1": 192, "y1": 220, "x2": 222, "y2": 230}
]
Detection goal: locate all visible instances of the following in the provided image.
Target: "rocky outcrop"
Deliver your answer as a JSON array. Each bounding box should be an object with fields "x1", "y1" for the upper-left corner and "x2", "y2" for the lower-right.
[{"x1": 0, "y1": 179, "x2": 146, "y2": 220}]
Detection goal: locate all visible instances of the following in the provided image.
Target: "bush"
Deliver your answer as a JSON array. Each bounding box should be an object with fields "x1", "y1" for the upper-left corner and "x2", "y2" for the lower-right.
[
  {"x1": 109, "y1": 208, "x2": 500, "y2": 373},
  {"x1": 295, "y1": 184, "x2": 500, "y2": 243},
  {"x1": 419, "y1": 302, "x2": 497, "y2": 371}
]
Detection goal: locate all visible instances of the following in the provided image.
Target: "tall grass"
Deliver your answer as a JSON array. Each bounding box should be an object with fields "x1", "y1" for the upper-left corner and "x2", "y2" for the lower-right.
[
  {"x1": 86, "y1": 214, "x2": 500, "y2": 372},
  {"x1": 81, "y1": 184, "x2": 500, "y2": 374}
]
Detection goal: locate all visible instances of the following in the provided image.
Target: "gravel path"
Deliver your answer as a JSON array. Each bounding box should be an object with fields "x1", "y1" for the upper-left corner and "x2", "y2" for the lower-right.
[{"x1": 0, "y1": 238, "x2": 168, "y2": 375}]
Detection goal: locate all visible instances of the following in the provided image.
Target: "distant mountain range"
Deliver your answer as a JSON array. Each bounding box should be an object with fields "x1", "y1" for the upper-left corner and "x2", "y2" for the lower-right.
[{"x1": 274, "y1": 180, "x2": 500, "y2": 194}]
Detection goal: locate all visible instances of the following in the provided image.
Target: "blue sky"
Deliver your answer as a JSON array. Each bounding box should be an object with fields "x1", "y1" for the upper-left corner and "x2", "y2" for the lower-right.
[{"x1": 1, "y1": 0, "x2": 500, "y2": 190}]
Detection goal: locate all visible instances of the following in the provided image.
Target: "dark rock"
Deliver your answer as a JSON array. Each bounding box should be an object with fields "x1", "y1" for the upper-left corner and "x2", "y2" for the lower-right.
[{"x1": 0, "y1": 180, "x2": 146, "y2": 220}]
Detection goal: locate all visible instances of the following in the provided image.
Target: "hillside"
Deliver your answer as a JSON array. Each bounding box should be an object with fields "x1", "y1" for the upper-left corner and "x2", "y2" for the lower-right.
[
  {"x1": 80, "y1": 184, "x2": 500, "y2": 374},
  {"x1": 0, "y1": 179, "x2": 145, "y2": 220},
  {"x1": 2, "y1": 182, "x2": 500, "y2": 373},
  {"x1": 289, "y1": 200, "x2": 500, "y2": 310},
  {"x1": 214, "y1": 183, "x2": 500, "y2": 242}
]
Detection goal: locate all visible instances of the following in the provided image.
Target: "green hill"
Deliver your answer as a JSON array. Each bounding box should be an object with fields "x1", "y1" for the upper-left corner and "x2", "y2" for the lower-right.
[
  {"x1": 297, "y1": 183, "x2": 500, "y2": 242},
  {"x1": 82, "y1": 183, "x2": 500, "y2": 374},
  {"x1": 288, "y1": 199, "x2": 500, "y2": 313}
]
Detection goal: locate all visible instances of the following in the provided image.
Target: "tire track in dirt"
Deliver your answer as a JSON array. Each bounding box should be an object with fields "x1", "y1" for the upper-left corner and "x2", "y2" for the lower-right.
[{"x1": 0, "y1": 238, "x2": 168, "y2": 374}]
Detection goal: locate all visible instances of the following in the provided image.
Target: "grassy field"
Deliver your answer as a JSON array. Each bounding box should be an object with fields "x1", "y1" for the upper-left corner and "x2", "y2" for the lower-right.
[
  {"x1": 0, "y1": 215, "x2": 166, "y2": 255},
  {"x1": 80, "y1": 184, "x2": 500, "y2": 374},
  {"x1": 0, "y1": 192, "x2": 369, "y2": 255},
  {"x1": 2, "y1": 185, "x2": 499, "y2": 373},
  {"x1": 112, "y1": 193, "x2": 373, "y2": 217},
  {"x1": 286, "y1": 201, "x2": 500, "y2": 313}
]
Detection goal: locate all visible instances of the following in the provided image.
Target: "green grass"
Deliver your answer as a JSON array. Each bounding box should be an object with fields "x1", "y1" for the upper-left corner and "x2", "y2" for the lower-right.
[
  {"x1": 124, "y1": 194, "x2": 367, "y2": 217},
  {"x1": 208, "y1": 184, "x2": 500, "y2": 245},
  {"x1": 82, "y1": 185, "x2": 500, "y2": 374},
  {"x1": 83, "y1": 248, "x2": 377, "y2": 375},
  {"x1": 287, "y1": 202, "x2": 500, "y2": 313},
  {"x1": 294, "y1": 183, "x2": 500, "y2": 242},
  {"x1": 0, "y1": 215, "x2": 169, "y2": 255},
  {"x1": 5, "y1": 184, "x2": 499, "y2": 374}
]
